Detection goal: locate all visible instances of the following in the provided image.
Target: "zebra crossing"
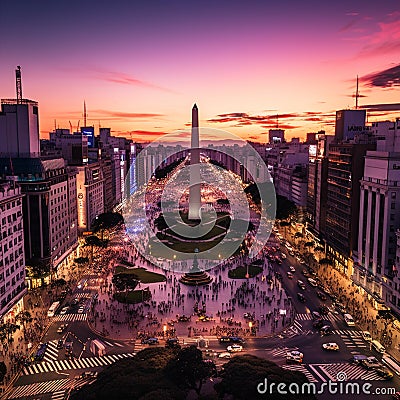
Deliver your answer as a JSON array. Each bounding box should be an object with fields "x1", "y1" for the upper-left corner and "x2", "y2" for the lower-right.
[
  {"x1": 51, "y1": 390, "x2": 66, "y2": 400},
  {"x1": 318, "y1": 362, "x2": 384, "y2": 381},
  {"x1": 295, "y1": 312, "x2": 341, "y2": 322},
  {"x1": 282, "y1": 320, "x2": 305, "y2": 338},
  {"x1": 103, "y1": 339, "x2": 125, "y2": 348},
  {"x1": 43, "y1": 340, "x2": 59, "y2": 362},
  {"x1": 74, "y1": 292, "x2": 91, "y2": 299},
  {"x1": 54, "y1": 313, "x2": 88, "y2": 322},
  {"x1": 266, "y1": 346, "x2": 299, "y2": 358},
  {"x1": 337, "y1": 330, "x2": 367, "y2": 348},
  {"x1": 282, "y1": 364, "x2": 319, "y2": 383},
  {"x1": 23, "y1": 352, "x2": 136, "y2": 375},
  {"x1": 8, "y1": 378, "x2": 72, "y2": 399}
]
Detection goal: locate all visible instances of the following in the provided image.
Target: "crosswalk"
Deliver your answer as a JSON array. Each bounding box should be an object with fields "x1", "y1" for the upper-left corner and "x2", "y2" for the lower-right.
[
  {"x1": 54, "y1": 313, "x2": 88, "y2": 322},
  {"x1": 8, "y1": 378, "x2": 72, "y2": 399},
  {"x1": 266, "y1": 346, "x2": 299, "y2": 358},
  {"x1": 74, "y1": 292, "x2": 92, "y2": 299},
  {"x1": 338, "y1": 331, "x2": 367, "y2": 349},
  {"x1": 103, "y1": 339, "x2": 125, "y2": 348},
  {"x1": 318, "y1": 362, "x2": 384, "y2": 381},
  {"x1": 295, "y1": 312, "x2": 341, "y2": 322},
  {"x1": 43, "y1": 340, "x2": 59, "y2": 362},
  {"x1": 282, "y1": 364, "x2": 319, "y2": 382},
  {"x1": 23, "y1": 352, "x2": 136, "y2": 375},
  {"x1": 51, "y1": 390, "x2": 66, "y2": 400}
]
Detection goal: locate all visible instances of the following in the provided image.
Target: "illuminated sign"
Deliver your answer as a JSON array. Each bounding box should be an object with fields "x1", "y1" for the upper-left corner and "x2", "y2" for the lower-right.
[{"x1": 81, "y1": 127, "x2": 95, "y2": 148}]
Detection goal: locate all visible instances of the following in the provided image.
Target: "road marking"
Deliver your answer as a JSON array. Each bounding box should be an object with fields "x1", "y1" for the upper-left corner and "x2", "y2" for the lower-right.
[{"x1": 309, "y1": 364, "x2": 327, "y2": 382}]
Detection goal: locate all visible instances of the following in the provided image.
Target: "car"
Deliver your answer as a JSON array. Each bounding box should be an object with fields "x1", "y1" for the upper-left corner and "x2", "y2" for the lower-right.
[
  {"x1": 375, "y1": 366, "x2": 393, "y2": 380},
  {"x1": 289, "y1": 266, "x2": 296, "y2": 273},
  {"x1": 320, "y1": 325, "x2": 332, "y2": 336},
  {"x1": 313, "y1": 319, "x2": 324, "y2": 329},
  {"x1": 57, "y1": 323, "x2": 68, "y2": 334},
  {"x1": 361, "y1": 356, "x2": 382, "y2": 370},
  {"x1": 319, "y1": 305, "x2": 329, "y2": 315},
  {"x1": 227, "y1": 344, "x2": 243, "y2": 352},
  {"x1": 302, "y1": 269, "x2": 309, "y2": 277},
  {"x1": 322, "y1": 342, "x2": 339, "y2": 351},
  {"x1": 286, "y1": 350, "x2": 303, "y2": 364},
  {"x1": 229, "y1": 336, "x2": 245, "y2": 344},
  {"x1": 166, "y1": 338, "x2": 181, "y2": 349},
  {"x1": 311, "y1": 311, "x2": 321, "y2": 320},
  {"x1": 56, "y1": 339, "x2": 64, "y2": 349},
  {"x1": 287, "y1": 272, "x2": 293, "y2": 279},
  {"x1": 297, "y1": 280, "x2": 306, "y2": 290},
  {"x1": 34, "y1": 342, "x2": 48, "y2": 361},
  {"x1": 141, "y1": 337, "x2": 159, "y2": 345},
  {"x1": 289, "y1": 250, "x2": 295, "y2": 256},
  {"x1": 297, "y1": 293, "x2": 306, "y2": 302},
  {"x1": 281, "y1": 253, "x2": 287, "y2": 259},
  {"x1": 78, "y1": 307, "x2": 84, "y2": 314},
  {"x1": 308, "y1": 278, "x2": 318, "y2": 287},
  {"x1": 72, "y1": 298, "x2": 79, "y2": 305},
  {"x1": 60, "y1": 306, "x2": 69, "y2": 315},
  {"x1": 361, "y1": 331, "x2": 372, "y2": 341},
  {"x1": 317, "y1": 292, "x2": 327, "y2": 301},
  {"x1": 218, "y1": 352, "x2": 232, "y2": 359},
  {"x1": 219, "y1": 336, "x2": 231, "y2": 343}
]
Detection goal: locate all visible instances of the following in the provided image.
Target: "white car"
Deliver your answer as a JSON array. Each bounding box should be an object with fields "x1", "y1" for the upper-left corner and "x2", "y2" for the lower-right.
[
  {"x1": 227, "y1": 344, "x2": 243, "y2": 353},
  {"x1": 287, "y1": 272, "x2": 293, "y2": 279},
  {"x1": 218, "y1": 352, "x2": 232, "y2": 359},
  {"x1": 78, "y1": 307, "x2": 84, "y2": 314},
  {"x1": 322, "y1": 342, "x2": 339, "y2": 351},
  {"x1": 60, "y1": 307, "x2": 69, "y2": 315},
  {"x1": 289, "y1": 266, "x2": 296, "y2": 273},
  {"x1": 286, "y1": 350, "x2": 303, "y2": 363},
  {"x1": 361, "y1": 331, "x2": 372, "y2": 341},
  {"x1": 308, "y1": 278, "x2": 318, "y2": 287},
  {"x1": 281, "y1": 253, "x2": 287, "y2": 259}
]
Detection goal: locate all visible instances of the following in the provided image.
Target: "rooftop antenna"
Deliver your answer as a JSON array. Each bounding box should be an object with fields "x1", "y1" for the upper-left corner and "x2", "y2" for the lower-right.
[
  {"x1": 83, "y1": 101, "x2": 87, "y2": 127},
  {"x1": 355, "y1": 75, "x2": 360, "y2": 109},
  {"x1": 276, "y1": 113, "x2": 279, "y2": 129},
  {"x1": 69, "y1": 121, "x2": 73, "y2": 133},
  {"x1": 15, "y1": 66, "x2": 22, "y2": 104}
]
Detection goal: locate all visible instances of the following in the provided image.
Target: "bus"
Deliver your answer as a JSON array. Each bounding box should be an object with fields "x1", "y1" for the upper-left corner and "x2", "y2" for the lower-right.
[
  {"x1": 47, "y1": 301, "x2": 60, "y2": 317},
  {"x1": 344, "y1": 313, "x2": 355, "y2": 326}
]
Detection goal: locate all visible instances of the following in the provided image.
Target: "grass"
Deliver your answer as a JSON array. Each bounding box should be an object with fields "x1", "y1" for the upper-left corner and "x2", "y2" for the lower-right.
[
  {"x1": 228, "y1": 265, "x2": 263, "y2": 279},
  {"x1": 114, "y1": 289, "x2": 152, "y2": 304},
  {"x1": 114, "y1": 265, "x2": 166, "y2": 283}
]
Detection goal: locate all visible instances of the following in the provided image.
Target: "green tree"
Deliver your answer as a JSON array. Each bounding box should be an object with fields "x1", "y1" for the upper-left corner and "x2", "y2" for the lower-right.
[
  {"x1": 215, "y1": 354, "x2": 316, "y2": 400},
  {"x1": 164, "y1": 345, "x2": 216, "y2": 395},
  {"x1": 91, "y1": 212, "x2": 124, "y2": 240}
]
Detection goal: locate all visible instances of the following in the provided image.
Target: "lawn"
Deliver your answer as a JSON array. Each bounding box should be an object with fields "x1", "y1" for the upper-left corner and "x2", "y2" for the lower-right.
[
  {"x1": 114, "y1": 265, "x2": 166, "y2": 283},
  {"x1": 228, "y1": 265, "x2": 263, "y2": 279},
  {"x1": 114, "y1": 289, "x2": 152, "y2": 304}
]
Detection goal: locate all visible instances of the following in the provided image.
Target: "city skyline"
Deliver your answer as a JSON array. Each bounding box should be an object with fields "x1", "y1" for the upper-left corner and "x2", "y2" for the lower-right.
[{"x1": 1, "y1": 0, "x2": 400, "y2": 142}]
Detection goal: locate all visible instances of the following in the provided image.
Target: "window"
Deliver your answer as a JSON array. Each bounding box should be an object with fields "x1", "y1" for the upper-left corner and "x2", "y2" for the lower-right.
[{"x1": 392, "y1": 192, "x2": 397, "y2": 199}]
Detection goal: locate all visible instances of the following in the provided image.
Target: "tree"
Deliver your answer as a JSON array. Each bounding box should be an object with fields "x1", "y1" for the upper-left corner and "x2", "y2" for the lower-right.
[
  {"x1": 164, "y1": 346, "x2": 216, "y2": 395},
  {"x1": 52, "y1": 278, "x2": 67, "y2": 296},
  {"x1": 0, "y1": 322, "x2": 20, "y2": 348},
  {"x1": 276, "y1": 195, "x2": 297, "y2": 220},
  {"x1": 304, "y1": 241, "x2": 314, "y2": 253},
  {"x1": 319, "y1": 257, "x2": 333, "y2": 266},
  {"x1": 112, "y1": 273, "x2": 140, "y2": 292},
  {"x1": 280, "y1": 220, "x2": 290, "y2": 237},
  {"x1": 91, "y1": 212, "x2": 124, "y2": 240},
  {"x1": 215, "y1": 354, "x2": 316, "y2": 400}
]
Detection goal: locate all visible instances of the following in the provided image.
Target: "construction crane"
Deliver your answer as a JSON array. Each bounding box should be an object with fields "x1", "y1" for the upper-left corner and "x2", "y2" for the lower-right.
[{"x1": 15, "y1": 66, "x2": 23, "y2": 104}]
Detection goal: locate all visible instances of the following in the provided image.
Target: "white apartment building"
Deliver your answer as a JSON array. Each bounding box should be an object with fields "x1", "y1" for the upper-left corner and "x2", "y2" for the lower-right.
[{"x1": 0, "y1": 183, "x2": 26, "y2": 320}]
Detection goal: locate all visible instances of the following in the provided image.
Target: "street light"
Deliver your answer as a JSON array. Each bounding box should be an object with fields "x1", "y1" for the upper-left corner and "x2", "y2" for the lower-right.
[
  {"x1": 249, "y1": 321, "x2": 253, "y2": 336},
  {"x1": 163, "y1": 324, "x2": 167, "y2": 337}
]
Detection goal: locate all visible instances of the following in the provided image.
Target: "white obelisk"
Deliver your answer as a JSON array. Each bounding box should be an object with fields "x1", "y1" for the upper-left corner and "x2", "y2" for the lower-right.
[{"x1": 188, "y1": 104, "x2": 201, "y2": 220}]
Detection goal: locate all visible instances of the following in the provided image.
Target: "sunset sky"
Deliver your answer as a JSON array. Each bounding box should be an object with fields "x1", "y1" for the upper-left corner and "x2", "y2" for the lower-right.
[{"x1": 1, "y1": 0, "x2": 400, "y2": 142}]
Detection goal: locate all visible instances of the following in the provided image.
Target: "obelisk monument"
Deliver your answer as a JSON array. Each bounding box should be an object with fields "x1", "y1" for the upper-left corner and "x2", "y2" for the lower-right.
[{"x1": 188, "y1": 104, "x2": 201, "y2": 220}]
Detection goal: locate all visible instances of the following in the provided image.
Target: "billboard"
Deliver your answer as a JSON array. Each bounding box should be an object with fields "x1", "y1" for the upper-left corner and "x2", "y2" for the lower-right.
[{"x1": 81, "y1": 126, "x2": 95, "y2": 148}]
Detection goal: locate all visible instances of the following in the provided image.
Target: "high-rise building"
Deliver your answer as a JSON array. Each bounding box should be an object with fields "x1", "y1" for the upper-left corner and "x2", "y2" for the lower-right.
[
  {"x1": 268, "y1": 129, "x2": 285, "y2": 144},
  {"x1": 334, "y1": 109, "x2": 366, "y2": 141},
  {"x1": 76, "y1": 162, "x2": 105, "y2": 233},
  {"x1": 353, "y1": 119, "x2": 400, "y2": 310},
  {"x1": 0, "y1": 182, "x2": 26, "y2": 319},
  {"x1": 0, "y1": 158, "x2": 78, "y2": 286},
  {"x1": 306, "y1": 134, "x2": 333, "y2": 239},
  {"x1": 325, "y1": 142, "x2": 375, "y2": 274}
]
